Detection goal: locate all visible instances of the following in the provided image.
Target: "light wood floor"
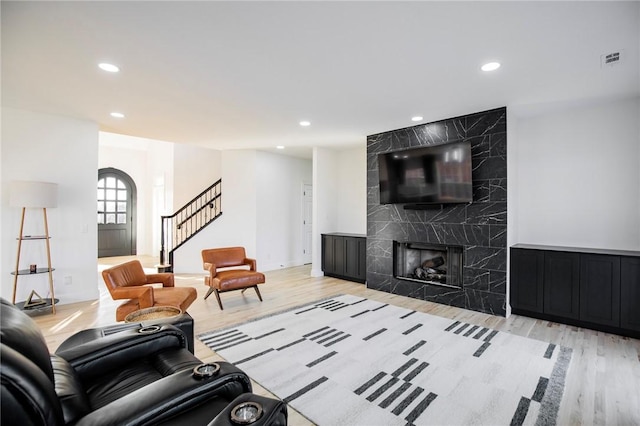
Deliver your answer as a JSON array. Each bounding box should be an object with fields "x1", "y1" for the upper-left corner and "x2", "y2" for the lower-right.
[{"x1": 31, "y1": 256, "x2": 640, "y2": 425}]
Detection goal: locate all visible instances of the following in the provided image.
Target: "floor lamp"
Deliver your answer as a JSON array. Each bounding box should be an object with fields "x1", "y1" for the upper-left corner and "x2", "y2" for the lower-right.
[{"x1": 10, "y1": 181, "x2": 58, "y2": 314}]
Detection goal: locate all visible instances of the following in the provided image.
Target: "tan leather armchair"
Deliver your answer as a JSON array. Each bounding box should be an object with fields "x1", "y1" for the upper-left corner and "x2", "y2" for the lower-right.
[
  {"x1": 202, "y1": 247, "x2": 265, "y2": 310},
  {"x1": 102, "y1": 260, "x2": 197, "y2": 321}
]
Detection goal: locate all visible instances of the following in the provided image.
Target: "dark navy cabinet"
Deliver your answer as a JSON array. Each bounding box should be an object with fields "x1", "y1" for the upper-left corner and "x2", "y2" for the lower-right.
[{"x1": 510, "y1": 244, "x2": 640, "y2": 337}]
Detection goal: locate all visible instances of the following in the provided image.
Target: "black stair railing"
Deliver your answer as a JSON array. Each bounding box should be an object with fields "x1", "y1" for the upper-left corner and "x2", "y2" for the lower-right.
[{"x1": 160, "y1": 179, "x2": 222, "y2": 270}]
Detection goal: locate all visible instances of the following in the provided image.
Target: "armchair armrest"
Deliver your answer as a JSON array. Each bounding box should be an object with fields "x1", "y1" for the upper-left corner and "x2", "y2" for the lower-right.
[
  {"x1": 55, "y1": 325, "x2": 189, "y2": 381},
  {"x1": 146, "y1": 272, "x2": 175, "y2": 287},
  {"x1": 244, "y1": 258, "x2": 257, "y2": 271},
  {"x1": 110, "y1": 285, "x2": 154, "y2": 308},
  {"x1": 204, "y1": 262, "x2": 218, "y2": 278},
  {"x1": 75, "y1": 363, "x2": 252, "y2": 426}
]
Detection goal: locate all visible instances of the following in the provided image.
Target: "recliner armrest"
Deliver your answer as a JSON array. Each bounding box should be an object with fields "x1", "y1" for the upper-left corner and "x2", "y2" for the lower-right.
[
  {"x1": 74, "y1": 363, "x2": 252, "y2": 426},
  {"x1": 55, "y1": 325, "x2": 189, "y2": 380}
]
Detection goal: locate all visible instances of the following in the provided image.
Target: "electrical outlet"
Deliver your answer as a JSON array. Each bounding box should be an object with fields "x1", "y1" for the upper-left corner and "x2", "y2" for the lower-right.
[{"x1": 64, "y1": 276, "x2": 72, "y2": 286}]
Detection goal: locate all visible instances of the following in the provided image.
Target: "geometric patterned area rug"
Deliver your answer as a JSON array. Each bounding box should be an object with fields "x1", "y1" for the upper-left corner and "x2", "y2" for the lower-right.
[{"x1": 198, "y1": 295, "x2": 572, "y2": 426}]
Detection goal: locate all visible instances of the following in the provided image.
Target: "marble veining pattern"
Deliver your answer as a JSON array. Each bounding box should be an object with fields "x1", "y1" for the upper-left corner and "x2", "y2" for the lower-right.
[{"x1": 366, "y1": 107, "x2": 508, "y2": 316}]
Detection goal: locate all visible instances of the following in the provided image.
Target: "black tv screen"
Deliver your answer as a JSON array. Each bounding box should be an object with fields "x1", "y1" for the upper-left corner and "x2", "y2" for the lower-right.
[{"x1": 378, "y1": 141, "x2": 473, "y2": 205}]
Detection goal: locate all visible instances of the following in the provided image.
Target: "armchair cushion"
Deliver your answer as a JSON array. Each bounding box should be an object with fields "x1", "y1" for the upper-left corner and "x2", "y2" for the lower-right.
[
  {"x1": 103, "y1": 260, "x2": 174, "y2": 288},
  {"x1": 202, "y1": 247, "x2": 254, "y2": 270},
  {"x1": 212, "y1": 270, "x2": 266, "y2": 291}
]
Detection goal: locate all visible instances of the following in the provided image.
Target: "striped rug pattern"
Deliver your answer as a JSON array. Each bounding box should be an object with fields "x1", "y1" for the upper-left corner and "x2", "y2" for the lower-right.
[{"x1": 199, "y1": 295, "x2": 572, "y2": 425}]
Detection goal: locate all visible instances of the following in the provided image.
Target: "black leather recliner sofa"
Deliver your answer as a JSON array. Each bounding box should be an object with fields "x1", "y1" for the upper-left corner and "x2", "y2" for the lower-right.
[{"x1": 0, "y1": 299, "x2": 287, "y2": 425}]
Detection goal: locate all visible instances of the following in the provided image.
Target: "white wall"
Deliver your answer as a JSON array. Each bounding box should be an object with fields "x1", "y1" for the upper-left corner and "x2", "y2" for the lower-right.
[
  {"x1": 311, "y1": 147, "x2": 340, "y2": 276},
  {"x1": 1, "y1": 108, "x2": 100, "y2": 304},
  {"x1": 172, "y1": 150, "x2": 313, "y2": 274},
  {"x1": 256, "y1": 151, "x2": 312, "y2": 271},
  {"x1": 336, "y1": 146, "x2": 367, "y2": 234},
  {"x1": 173, "y1": 150, "x2": 258, "y2": 273},
  {"x1": 173, "y1": 144, "x2": 221, "y2": 210},
  {"x1": 147, "y1": 142, "x2": 175, "y2": 256},
  {"x1": 512, "y1": 97, "x2": 640, "y2": 251}
]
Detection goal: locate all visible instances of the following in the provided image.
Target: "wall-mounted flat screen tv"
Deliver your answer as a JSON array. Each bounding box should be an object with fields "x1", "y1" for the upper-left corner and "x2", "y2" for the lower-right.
[{"x1": 378, "y1": 141, "x2": 473, "y2": 205}]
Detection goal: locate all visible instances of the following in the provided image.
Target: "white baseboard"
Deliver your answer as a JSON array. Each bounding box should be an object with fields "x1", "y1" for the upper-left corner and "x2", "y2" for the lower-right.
[
  {"x1": 261, "y1": 259, "x2": 304, "y2": 272},
  {"x1": 310, "y1": 268, "x2": 324, "y2": 277}
]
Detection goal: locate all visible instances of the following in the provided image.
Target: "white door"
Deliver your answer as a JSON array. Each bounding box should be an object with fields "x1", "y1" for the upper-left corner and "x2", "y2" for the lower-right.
[{"x1": 303, "y1": 184, "x2": 313, "y2": 264}]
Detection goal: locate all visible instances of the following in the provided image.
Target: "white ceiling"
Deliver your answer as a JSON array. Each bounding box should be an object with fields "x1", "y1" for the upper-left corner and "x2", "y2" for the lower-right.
[{"x1": 2, "y1": 1, "x2": 639, "y2": 158}]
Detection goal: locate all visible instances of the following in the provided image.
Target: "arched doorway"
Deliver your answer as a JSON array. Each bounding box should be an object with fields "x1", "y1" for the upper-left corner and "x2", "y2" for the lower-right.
[{"x1": 97, "y1": 168, "x2": 137, "y2": 257}]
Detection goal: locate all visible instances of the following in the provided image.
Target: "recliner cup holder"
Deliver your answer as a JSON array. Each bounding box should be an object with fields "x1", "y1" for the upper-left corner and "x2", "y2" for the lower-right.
[
  {"x1": 193, "y1": 362, "x2": 220, "y2": 379},
  {"x1": 138, "y1": 325, "x2": 162, "y2": 334},
  {"x1": 230, "y1": 401, "x2": 263, "y2": 424}
]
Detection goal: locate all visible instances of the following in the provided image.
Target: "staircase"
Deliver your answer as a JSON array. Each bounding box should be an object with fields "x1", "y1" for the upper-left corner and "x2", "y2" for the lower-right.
[{"x1": 160, "y1": 179, "x2": 222, "y2": 271}]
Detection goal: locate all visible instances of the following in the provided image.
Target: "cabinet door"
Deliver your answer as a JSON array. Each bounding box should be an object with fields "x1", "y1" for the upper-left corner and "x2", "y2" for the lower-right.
[
  {"x1": 510, "y1": 248, "x2": 544, "y2": 313},
  {"x1": 579, "y1": 254, "x2": 620, "y2": 327},
  {"x1": 333, "y1": 237, "x2": 346, "y2": 276},
  {"x1": 321, "y1": 235, "x2": 335, "y2": 274},
  {"x1": 544, "y1": 251, "x2": 580, "y2": 320},
  {"x1": 344, "y1": 237, "x2": 359, "y2": 280},
  {"x1": 344, "y1": 237, "x2": 367, "y2": 282},
  {"x1": 620, "y1": 257, "x2": 640, "y2": 332}
]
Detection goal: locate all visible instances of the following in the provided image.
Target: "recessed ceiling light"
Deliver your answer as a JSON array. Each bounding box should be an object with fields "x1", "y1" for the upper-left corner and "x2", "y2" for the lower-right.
[
  {"x1": 110, "y1": 112, "x2": 125, "y2": 118},
  {"x1": 481, "y1": 62, "x2": 501, "y2": 72},
  {"x1": 299, "y1": 121, "x2": 311, "y2": 127},
  {"x1": 276, "y1": 145, "x2": 285, "y2": 150},
  {"x1": 411, "y1": 116, "x2": 423, "y2": 122},
  {"x1": 99, "y1": 63, "x2": 120, "y2": 73}
]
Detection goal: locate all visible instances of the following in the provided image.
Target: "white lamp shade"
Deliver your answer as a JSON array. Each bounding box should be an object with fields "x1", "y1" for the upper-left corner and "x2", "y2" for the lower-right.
[{"x1": 10, "y1": 181, "x2": 58, "y2": 208}]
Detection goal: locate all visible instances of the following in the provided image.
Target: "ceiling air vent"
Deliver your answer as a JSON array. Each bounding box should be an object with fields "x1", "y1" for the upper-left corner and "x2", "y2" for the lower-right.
[{"x1": 601, "y1": 50, "x2": 624, "y2": 68}]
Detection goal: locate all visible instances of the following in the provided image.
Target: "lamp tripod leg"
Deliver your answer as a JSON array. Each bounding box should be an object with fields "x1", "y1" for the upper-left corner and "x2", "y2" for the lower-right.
[
  {"x1": 43, "y1": 208, "x2": 55, "y2": 314},
  {"x1": 12, "y1": 208, "x2": 26, "y2": 305}
]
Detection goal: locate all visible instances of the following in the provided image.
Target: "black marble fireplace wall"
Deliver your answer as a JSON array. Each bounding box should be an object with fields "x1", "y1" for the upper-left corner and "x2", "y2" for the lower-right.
[{"x1": 366, "y1": 107, "x2": 507, "y2": 316}]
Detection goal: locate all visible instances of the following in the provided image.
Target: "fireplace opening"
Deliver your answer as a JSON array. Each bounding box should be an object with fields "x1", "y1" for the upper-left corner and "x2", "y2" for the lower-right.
[{"x1": 394, "y1": 241, "x2": 463, "y2": 288}]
